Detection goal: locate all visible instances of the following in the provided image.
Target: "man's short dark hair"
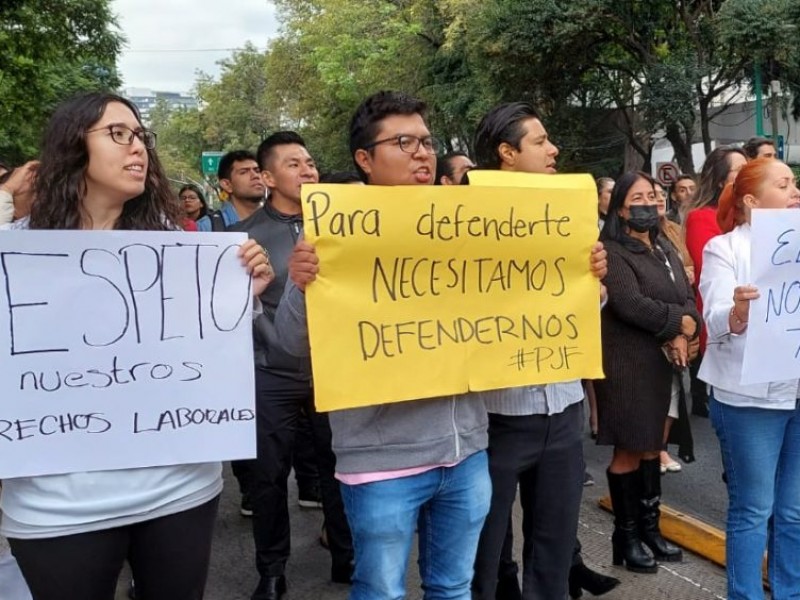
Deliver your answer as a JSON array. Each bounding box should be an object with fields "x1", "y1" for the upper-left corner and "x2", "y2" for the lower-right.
[
  {"x1": 435, "y1": 152, "x2": 471, "y2": 185},
  {"x1": 474, "y1": 102, "x2": 541, "y2": 170},
  {"x1": 669, "y1": 173, "x2": 694, "y2": 196},
  {"x1": 218, "y1": 150, "x2": 258, "y2": 180},
  {"x1": 257, "y1": 131, "x2": 308, "y2": 170},
  {"x1": 743, "y1": 136, "x2": 775, "y2": 159},
  {"x1": 320, "y1": 171, "x2": 362, "y2": 184},
  {"x1": 349, "y1": 91, "x2": 428, "y2": 181}
]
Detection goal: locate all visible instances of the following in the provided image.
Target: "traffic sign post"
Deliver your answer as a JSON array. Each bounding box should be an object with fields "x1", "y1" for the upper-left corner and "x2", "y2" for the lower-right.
[
  {"x1": 656, "y1": 162, "x2": 679, "y2": 186},
  {"x1": 767, "y1": 134, "x2": 785, "y2": 160},
  {"x1": 201, "y1": 151, "x2": 224, "y2": 176}
]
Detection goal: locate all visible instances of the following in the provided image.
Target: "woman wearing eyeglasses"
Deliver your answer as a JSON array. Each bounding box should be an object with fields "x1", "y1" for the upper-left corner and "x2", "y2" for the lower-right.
[{"x1": 0, "y1": 92, "x2": 272, "y2": 600}]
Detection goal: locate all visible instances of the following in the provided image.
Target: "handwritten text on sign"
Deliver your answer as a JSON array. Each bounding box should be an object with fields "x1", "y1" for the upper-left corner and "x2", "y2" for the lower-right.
[
  {"x1": 742, "y1": 210, "x2": 800, "y2": 384},
  {"x1": 0, "y1": 231, "x2": 255, "y2": 479},
  {"x1": 303, "y1": 172, "x2": 602, "y2": 411}
]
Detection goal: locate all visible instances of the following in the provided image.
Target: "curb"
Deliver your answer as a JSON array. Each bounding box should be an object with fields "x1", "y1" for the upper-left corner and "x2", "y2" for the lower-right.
[
  {"x1": 598, "y1": 496, "x2": 725, "y2": 566},
  {"x1": 598, "y1": 495, "x2": 769, "y2": 583}
]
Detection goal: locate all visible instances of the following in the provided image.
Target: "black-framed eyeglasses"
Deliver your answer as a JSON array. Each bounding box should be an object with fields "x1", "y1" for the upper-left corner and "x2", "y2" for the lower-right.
[
  {"x1": 363, "y1": 135, "x2": 440, "y2": 155},
  {"x1": 86, "y1": 124, "x2": 157, "y2": 150}
]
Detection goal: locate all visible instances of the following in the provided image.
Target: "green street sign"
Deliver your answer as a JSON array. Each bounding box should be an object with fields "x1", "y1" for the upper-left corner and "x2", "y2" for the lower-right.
[{"x1": 201, "y1": 151, "x2": 224, "y2": 176}]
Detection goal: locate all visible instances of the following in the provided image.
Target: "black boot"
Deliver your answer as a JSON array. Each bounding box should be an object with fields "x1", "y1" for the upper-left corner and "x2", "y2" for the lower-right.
[
  {"x1": 495, "y1": 571, "x2": 522, "y2": 600},
  {"x1": 568, "y1": 563, "x2": 621, "y2": 598},
  {"x1": 638, "y1": 458, "x2": 683, "y2": 562},
  {"x1": 606, "y1": 469, "x2": 657, "y2": 573},
  {"x1": 251, "y1": 575, "x2": 286, "y2": 600}
]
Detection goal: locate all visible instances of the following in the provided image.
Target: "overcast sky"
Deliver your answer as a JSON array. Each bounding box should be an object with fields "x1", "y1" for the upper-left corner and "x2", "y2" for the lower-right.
[{"x1": 112, "y1": 0, "x2": 280, "y2": 93}]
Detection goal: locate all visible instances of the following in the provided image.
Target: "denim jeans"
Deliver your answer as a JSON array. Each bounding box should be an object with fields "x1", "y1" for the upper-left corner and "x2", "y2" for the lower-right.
[
  {"x1": 710, "y1": 394, "x2": 800, "y2": 600},
  {"x1": 340, "y1": 450, "x2": 491, "y2": 600}
]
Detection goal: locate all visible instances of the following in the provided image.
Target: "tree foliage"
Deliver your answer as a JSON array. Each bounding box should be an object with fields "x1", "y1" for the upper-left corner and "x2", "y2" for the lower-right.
[
  {"x1": 150, "y1": 0, "x2": 800, "y2": 180},
  {"x1": 0, "y1": 0, "x2": 123, "y2": 163},
  {"x1": 716, "y1": 0, "x2": 800, "y2": 120},
  {"x1": 264, "y1": 0, "x2": 445, "y2": 171}
]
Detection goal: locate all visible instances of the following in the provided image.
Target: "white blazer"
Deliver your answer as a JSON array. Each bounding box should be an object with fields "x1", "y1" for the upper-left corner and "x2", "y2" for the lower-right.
[{"x1": 698, "y1": 223, "x2": 799, "y2": 407}]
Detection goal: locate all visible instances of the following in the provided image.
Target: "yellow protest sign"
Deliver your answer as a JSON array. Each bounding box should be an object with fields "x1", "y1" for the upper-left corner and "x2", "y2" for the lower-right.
[{"x1": 303, "y1": 171, "x2": 603, "y2": 411}]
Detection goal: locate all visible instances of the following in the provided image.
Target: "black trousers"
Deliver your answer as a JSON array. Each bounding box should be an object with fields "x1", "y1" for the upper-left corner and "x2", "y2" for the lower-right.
[
  {"x1": 293, "y1": 407, "x2": 321, "y2": 490},
  {"x1": 231, "y1": 458, "x2": 255, "y2": 496},
  {"x1": 473, "y1": 403, "x2": 584, "y2": 600},
  {"x1": 10, "y1": 496, "x2": 219, "y2": 600},
  {"x1": 251, "y1": 369, "x2": 352, "y2": 579},
  {"x1": 231, "y1": 409, "x2": 319, "y2": 500},
  {"x1": 498, "y1": 525, "x2": 584, "y2": 579}
]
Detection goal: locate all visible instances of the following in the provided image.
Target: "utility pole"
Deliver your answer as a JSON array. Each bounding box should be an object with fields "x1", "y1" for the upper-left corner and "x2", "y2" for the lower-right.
[{"x1": 770, "y1": 79, "x2": 781, "y2": 142}]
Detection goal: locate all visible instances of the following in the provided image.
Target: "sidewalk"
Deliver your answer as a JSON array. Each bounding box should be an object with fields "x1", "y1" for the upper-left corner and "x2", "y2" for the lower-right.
[
  {"x1": 577, "y1": 479, "x2": 727, "y2": 600},
  {"x1": 109, "y1": 464, "x2": 728, "y2": 600}
]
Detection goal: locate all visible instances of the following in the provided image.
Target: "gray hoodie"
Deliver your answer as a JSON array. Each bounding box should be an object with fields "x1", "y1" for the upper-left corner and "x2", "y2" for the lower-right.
[{"x1": 274, "y1": 281, "x2": 488, "y2": 474}]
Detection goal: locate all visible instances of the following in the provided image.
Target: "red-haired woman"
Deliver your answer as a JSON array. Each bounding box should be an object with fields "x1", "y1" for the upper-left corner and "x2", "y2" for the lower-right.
[{"x1": 700, "y1": 158, "x2": 800, "y2": 599}]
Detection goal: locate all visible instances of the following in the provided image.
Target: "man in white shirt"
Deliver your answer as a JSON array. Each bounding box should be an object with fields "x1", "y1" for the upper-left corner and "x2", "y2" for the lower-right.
[{"x1": 470, "y1": 102, "x2": 614, "y2": 600}]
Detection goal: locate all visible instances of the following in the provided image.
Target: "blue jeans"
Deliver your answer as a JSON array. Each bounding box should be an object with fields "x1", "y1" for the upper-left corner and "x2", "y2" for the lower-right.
[
  {"x1": 710, "y1": 394, "x2": 800, "y2": 600},
  {"x1": 340, "y1": 450, "x2": 491, "y2": 600}
]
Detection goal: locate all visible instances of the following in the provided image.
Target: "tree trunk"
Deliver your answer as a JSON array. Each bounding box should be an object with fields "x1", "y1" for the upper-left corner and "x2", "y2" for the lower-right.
[
  {"x1": 665, "y1": 122, "x2": 694, "y2": 175},
  {"x1": 770, "y1": 87, "x2": 780, "y2": 140},
  {"x1": 615, "y1": 107, "x2": 651, "y2": 172},
  {"x1": 624, "y1": 141, "x2": 645, "y2": 172},
  {"x1": 698, "y1": 97, "x2": 712, "y2": 156}
]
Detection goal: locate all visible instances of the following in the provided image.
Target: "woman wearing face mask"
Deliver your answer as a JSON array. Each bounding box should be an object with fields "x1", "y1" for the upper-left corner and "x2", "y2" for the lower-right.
[
  {"x1": 596, "y1": 171, "x2": 700, "y2": 573},
  {"x1": 700, "y1": 158, "x2": 800, "y2": 600}
]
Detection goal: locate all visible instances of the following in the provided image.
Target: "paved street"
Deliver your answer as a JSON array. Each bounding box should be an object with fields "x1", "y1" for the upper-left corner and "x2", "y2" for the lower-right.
[{"x1": 107, "y1": 410, "x2": 730, "y2": 600}]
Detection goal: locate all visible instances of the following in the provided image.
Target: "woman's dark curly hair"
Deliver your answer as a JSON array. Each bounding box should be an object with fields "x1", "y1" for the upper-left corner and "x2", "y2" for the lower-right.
[{"x1": 30, "y1": 92, "x2": 182, "y2": 231}]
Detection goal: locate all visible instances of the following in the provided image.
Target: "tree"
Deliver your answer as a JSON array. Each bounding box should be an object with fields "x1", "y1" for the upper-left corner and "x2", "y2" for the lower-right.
[
  {"x1": 264, "y1": 0, "x2": 449, "y2": 170},
  {"x1": 451, "y1": 0, "x2": 759, "y2": 174},
  {"x1": 0, "y1": 0, "x2": 123, "y2": 163},
  {"x1": 194, "y1": 43, "x2": 273, "y2": 151},
  {"x1": 716, "y1": 0, "x2": 800, "y2": 127},
  {"x1": 153, "y1": 0, "x2": 800, "y2": 179},
  {"x1": 148, "y1": 99, "x2": 206, "y2": 184}
]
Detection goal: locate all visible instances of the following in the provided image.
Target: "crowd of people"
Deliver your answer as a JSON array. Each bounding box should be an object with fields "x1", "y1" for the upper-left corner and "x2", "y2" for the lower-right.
[
  {"x1": 593, "y1": 135, "x2": 800, "y2": 600},
  {"x1": 0, "y1": 88, "x2": 798, "y2": 600}
]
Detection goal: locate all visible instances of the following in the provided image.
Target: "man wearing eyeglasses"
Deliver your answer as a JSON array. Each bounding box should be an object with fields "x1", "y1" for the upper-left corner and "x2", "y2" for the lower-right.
[
  {"x1": 197, "y1": 150, "x2": 265, "y2": 232},
  {"x1": 274, "y1": 91, "x2": 492, "y2": 599}
]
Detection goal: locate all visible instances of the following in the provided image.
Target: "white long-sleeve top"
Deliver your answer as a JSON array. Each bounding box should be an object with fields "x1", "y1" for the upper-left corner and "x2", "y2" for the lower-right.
[
  {"x1": 698, "y1": 223, "x2": 799, "y2": 408},
  {"x1": 0, "y1": 190, "x2": 14, "y2": 227}
]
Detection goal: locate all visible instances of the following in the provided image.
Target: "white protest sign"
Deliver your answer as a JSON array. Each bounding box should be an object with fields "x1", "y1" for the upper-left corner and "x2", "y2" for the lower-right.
[
  {"x1": 0, "y1": 231, "x2": 255, "y2": 478},
  {"x1": 741, "y1": 209, "x2": 800, "y2": 384}
]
